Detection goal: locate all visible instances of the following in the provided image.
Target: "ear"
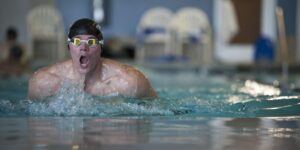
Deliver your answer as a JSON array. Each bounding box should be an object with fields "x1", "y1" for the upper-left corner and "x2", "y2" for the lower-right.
[
  {"x1": 100, "y1": 45, "x2": 104, "y2": 53},
  {"x1": 98, "y1": 45, "x2": 103, "y2": 56}
]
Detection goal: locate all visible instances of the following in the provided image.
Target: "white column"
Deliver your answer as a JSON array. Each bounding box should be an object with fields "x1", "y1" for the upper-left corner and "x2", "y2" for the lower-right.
[{"x1": 260, "y1": 0, "x2": 277, "y2": 41}]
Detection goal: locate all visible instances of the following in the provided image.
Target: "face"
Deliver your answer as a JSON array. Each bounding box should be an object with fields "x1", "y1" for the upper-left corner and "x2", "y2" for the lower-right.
[{"x1": 69, "y1": 35, "x2": 101, "y2": 75}]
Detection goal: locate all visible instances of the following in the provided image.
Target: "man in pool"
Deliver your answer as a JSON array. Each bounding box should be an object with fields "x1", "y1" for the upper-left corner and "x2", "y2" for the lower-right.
[{"x1": 28, "y1": 18, "x2": 156, "y2": 100}]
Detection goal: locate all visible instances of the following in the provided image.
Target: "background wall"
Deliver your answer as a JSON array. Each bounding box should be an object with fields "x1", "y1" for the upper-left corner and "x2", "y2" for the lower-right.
[
  {"x1": 54, "y1": 0, "x2": 299, "y2": 38},
  {"x1": 55, "y1": 0, "x2": 93, "y2": 35},
  {"x1": 0, "y1": 0, "x2": 296, "y2": 42},
  {"x1": 55, "y1": 0, "x2": 213, "y2": 39},
  {"x1": 0, "y1": 0, "x2": 30, "y2": 44},
  {"x1": 278, "y1": 0, "x2": 296, "y2": 36},
  {"x1": 0, "y1": 0, "x2": 297, "y2": 61}
]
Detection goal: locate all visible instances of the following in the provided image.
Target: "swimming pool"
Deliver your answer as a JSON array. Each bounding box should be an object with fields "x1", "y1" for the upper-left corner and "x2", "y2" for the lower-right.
[{"x1": 0, "y1": 67, "x2": 299, "y2": 149}]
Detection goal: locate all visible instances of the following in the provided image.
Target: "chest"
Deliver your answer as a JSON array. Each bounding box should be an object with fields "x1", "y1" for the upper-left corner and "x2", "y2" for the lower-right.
[{"x1": 84, "y1": 76, "x2": 129, "y2": 97}]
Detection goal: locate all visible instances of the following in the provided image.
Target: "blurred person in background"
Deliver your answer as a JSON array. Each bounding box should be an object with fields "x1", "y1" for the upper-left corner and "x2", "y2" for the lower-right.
[
  {"x1": 28, "y1": 18, "x2": 156, "y2": 100},
  {"x1": 0, "y1": 27, "x2": 29, "y2": 76}
]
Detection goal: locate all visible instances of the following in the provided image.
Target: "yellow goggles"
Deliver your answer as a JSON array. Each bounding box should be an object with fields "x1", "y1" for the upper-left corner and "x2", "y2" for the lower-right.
[{"x1": 68, "y1": 38, "x2": 103, "y2": 47}]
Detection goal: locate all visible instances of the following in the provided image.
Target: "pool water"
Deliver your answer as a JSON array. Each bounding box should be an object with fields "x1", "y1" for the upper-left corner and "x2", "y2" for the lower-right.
[
  {"x1": 0, "y1": 70, "x2": 300, "y2": 117},
  {"x1": 0, "y1": 68, "x2": 300, "y2": 149}
]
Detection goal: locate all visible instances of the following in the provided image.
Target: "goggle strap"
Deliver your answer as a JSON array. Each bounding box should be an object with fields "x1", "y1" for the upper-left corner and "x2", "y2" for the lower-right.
[{"x1": 98, "y1": 40, "x2": 104, "y2": 45}]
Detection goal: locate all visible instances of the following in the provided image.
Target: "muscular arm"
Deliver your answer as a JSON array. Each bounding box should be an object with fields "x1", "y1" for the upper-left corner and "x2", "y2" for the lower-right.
[
  {"x1": 135, "y1": 71, "x2": 157, "y2": 98},
  {"x1": 120, "y1": 68, "x2": 156, "y2": 98},
  {"x1": 28, "y1": 69, "x2": 61, "y2": 100}
]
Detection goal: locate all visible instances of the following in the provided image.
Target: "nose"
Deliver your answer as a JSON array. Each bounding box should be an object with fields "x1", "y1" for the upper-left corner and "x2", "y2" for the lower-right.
[{"x1": 79, "y1": 43, "x2": 89, "y2": 51}]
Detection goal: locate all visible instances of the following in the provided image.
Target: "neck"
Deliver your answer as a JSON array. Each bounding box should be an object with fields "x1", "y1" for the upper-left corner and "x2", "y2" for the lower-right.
[{"x1": 72, "y1": 60, "x2": 102, "y2": 90}]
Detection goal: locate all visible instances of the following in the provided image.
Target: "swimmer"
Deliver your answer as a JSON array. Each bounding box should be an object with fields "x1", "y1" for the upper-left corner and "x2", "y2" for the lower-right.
[{"x1": 28, "y1": 18, "x2": 156, "y2": 100}]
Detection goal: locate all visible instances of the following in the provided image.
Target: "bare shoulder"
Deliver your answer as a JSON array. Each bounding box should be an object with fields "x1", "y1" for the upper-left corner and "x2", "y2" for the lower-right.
[
  {"x1": 28, "y1": 61, "x2": 69, "y2": 100},
  {"x1": 103, "y1": 59, "x2": 157, "y2": 98},
  {"x1": 102, "y1": 59, "x2": 146, "y2": 80}
]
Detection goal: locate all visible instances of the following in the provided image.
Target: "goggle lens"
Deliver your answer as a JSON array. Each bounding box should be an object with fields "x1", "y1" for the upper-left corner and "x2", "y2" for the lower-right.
[
  {"x1": 87, "y1": 39, "x2": 97, "y2": 45},
  {"x1": 73, "y1": 38, "x2": 81, "y2": 46}
]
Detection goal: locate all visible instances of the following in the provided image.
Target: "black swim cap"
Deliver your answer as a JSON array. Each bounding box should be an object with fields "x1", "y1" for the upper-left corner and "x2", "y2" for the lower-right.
[{"x1": 68, "y1": 18, "x2": 103, "y2": 41}]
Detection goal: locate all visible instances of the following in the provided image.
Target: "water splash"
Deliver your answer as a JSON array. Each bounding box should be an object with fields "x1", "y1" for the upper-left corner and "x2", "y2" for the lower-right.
[{"x1": 1, "y1": 73, "x2": 300, "y2": 117}]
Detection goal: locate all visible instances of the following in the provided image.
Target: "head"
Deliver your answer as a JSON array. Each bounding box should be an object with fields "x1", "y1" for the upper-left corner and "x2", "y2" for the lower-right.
[
  {"x1": 6, "y1": 27, "x2": 18, "y2": 42},
  {"x1": 68, "y1": 18, "x2": 104, "y2": 75}
]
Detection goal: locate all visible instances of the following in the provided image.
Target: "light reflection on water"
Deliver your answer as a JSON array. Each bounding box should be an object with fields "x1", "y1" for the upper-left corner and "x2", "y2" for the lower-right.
[{"x1": 0, "y1": 117, "x2": 299, "y2": 150}]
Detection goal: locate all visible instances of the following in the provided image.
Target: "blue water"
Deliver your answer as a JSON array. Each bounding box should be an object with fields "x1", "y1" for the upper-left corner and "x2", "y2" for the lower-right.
[{"x1": 0, "y1": 70, "x2": 300, "y2": 117}]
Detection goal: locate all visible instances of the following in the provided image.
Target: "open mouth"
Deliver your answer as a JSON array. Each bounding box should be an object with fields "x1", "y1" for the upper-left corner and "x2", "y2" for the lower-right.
[{"x1": 79, "y1": 55, "x2": 89, "y2": 68}]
